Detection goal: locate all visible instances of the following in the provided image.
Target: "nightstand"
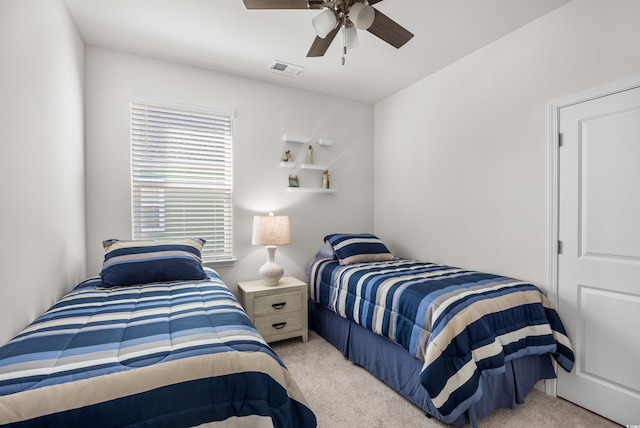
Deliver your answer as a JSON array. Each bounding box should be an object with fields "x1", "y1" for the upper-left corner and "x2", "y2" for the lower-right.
[{"x1": 237, "y1": 277, "x2": 308, "y2": 343}]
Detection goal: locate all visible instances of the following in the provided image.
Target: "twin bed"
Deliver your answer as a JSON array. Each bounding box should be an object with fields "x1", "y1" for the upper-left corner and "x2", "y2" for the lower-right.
[
  {"x1": 0, "y1": 234, "x2": 574, "y2": 428},
  {"x1": 307, "y1": 233, "x2": 574, "y2": 427},
  {"x1": 0, "y1": 239, "x2": 316, "y2": 428}
]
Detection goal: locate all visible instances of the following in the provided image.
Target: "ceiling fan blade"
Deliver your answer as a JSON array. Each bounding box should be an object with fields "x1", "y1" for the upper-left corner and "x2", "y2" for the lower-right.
[
  {"x1": 242, "y1": 0, "x2": 310, "y2": 9},
  {"x1": 368, "y1": 0, "x2": 384, "y2": 5},
  {"x1": 307, "y1": 27, "x2": 339, "y2": 57},
  {"x1": 367, "y1": 8, "x2": 414, "y2": 49}
]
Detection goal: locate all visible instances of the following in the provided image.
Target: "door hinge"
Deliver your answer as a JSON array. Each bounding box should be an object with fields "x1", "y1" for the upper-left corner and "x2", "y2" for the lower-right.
[
  {"x1": 558, "y1": 133, "x2": 564, "y2": 147},
  {"x1": 557, "y1": 240, "x2": 563, "y2": 254}
]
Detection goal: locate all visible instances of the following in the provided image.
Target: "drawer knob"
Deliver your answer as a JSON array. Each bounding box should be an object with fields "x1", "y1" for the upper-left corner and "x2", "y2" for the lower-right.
[
  {"x1": 271, "y1": 302, "x2": 287, "y2": 310},
  {"x1": 272, "y1": 322, "x2": 287, "y2": 330}
]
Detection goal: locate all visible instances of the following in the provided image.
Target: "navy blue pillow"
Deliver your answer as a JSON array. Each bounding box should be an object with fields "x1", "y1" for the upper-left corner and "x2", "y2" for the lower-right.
[
  {"x1": 324, "y1": 233, "x2": 394, "y2": 265},
  {"x1": 100, "y1": 239, "x2": 208, "y2": 287}
]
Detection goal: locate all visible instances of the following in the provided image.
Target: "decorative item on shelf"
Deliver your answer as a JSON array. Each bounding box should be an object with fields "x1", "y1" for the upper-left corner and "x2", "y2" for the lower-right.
[
  {"x1": 307, "y1": 145, "x2": 314, "y2": 164},
  {"x1": 281, "y1": 149, "x2": 292, "y2": 162},
  {"x1": 322, "y1": 170, "x2": 330, "y2": 189},
  {"x1": 251, "y1": 213, "x2": 291, "y2": 286},
  {"x1": 288, "y1": 174, "x2": 299, "y2": 188}
]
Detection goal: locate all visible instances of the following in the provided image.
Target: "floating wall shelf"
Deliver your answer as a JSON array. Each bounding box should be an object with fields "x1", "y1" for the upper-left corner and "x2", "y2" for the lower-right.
[
  {"x1": 300, "y1": 164, "x2": 327, "y2": 170},
  {"x1": 280, "y1": 134, "x2": 335, "y2": 193},
  {"x1": 282, "y1": 135, "x2": 310, "y2": 144},
  {"x1": 288, "y1": 188, "x2": 338, "y2": 193}
]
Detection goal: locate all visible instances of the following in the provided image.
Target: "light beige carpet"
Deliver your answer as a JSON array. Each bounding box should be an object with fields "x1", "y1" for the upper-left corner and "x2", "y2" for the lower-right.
[{"x1": 271, "y1": 331, "x2": 620, "y2": 428}]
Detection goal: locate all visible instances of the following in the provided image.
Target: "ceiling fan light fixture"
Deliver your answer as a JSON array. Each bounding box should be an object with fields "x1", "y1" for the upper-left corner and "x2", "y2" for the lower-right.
[
  {"x1": 349, "y1": 2, "x2": 375, "y2": 30},
  {"x1": 342, "y1": 25, "x2": 359, "y2": 50},
  {"x1": 312, "y1": 9, "x2": 337, "y2": 39},
  {"x1": 242, "y1": 0, "x2": 413, "y2": 60}
]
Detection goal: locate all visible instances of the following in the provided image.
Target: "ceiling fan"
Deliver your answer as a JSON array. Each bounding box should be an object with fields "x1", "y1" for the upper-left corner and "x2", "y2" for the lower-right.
[{"x1": 242, "y1": 0, "x2": 414, "y2": 64}]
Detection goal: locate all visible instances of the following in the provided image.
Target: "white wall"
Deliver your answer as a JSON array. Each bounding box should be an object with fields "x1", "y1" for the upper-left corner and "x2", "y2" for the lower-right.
[
  {"x1": 84, "y1": 46, "x2": 374, "y2": 292},
  {"x1": 0, "y1": 0, "x2": 86, "y2": 343},
  {"x1": 374, "y1": 0, "x2": 640, "y2": 291}
]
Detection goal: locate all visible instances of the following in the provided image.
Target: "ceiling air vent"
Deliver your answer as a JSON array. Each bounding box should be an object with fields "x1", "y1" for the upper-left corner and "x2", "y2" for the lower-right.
[{"x1": 270, "y1": 60, "x2": 304, "y2": 78}]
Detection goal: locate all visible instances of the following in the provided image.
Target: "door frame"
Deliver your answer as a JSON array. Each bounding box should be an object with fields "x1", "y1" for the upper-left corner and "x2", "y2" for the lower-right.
[{"x1": 546, "y1": 74, "x2": 640, "y2": 397}]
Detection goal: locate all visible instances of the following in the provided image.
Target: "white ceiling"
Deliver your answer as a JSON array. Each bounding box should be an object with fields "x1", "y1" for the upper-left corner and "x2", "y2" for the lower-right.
[{"x1": 63, "y1": 0, "x2": 571, "y2": 104}]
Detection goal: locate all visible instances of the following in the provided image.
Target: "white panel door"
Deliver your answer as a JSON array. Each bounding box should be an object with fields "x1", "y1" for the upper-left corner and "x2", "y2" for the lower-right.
[{"x1": 558, "y1": 85, "x2": 640, "y2": 426}]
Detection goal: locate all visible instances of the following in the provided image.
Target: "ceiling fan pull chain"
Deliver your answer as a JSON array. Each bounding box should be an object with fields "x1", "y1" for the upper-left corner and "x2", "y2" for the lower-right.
[{"x1": 341, "y1": 22, "x2": 348, "y2": 65}]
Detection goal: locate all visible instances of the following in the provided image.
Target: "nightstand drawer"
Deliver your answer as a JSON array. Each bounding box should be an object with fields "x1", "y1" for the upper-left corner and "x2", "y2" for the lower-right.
[
  {"x1": 254, "y1": 291, "x2": 302, "y2": 317},
  {"x1": 254, "y1": 311, "x2": 303, "y2": 338}
]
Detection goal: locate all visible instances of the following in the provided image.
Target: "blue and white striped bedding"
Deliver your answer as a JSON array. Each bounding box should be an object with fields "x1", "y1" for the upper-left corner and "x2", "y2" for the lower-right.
[
  {"x1": 308, "y1": 258, "x2": 574, "y2": 423},
  {"x1": 0, "y1": 269, "x2": 316, "y2": 427}
]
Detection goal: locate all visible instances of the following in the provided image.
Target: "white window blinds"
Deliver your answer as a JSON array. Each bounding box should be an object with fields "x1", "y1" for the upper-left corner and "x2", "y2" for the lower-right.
[{"x1": 130, "y1": 99, "x2": 233, "y2": 262}]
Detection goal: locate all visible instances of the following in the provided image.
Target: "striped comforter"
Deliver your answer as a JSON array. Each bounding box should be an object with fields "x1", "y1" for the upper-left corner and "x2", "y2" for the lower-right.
[
  {"x1": 0, "y1": 269, "x2": 316, "y2": 428},
  {"x1": 308, "y1": 258, "x2": 574, "y2": 422}
]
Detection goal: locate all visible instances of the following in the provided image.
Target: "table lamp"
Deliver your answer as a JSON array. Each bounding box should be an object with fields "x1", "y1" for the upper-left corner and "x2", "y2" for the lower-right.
[{"x1": 252, "y1": 213, "x2": 291, "y2": 285}]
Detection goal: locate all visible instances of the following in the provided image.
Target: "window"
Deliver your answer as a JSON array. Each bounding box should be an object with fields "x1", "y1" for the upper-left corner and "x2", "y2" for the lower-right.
[{"x1": 130, "y1": 98, "x2": 233, "y2": 262}]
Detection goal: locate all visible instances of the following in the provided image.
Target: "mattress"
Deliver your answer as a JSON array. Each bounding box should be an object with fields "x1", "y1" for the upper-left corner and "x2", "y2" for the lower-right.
[{"x1": 0, "y1": 269, "x2": 316, "y2": 427}]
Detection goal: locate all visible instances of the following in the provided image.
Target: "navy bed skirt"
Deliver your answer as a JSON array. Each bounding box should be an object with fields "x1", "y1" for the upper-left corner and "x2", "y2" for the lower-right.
[{"x1": 308, "y1": 299, "x2": 557, "y2": 427}]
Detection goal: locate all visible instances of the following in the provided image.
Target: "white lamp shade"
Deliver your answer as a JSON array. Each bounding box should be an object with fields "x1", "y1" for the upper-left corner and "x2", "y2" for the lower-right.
[
  {"x1": 252, "y1": 215, "x2": 291, "y2": 246},
  {"x1": 342, "y1": 25, "x2": 359, "y2": 49},
  {"x1": 349, "y1": 2, "x2": 375, "y2": 30},
  {"x1": 312, "y1": 9, "x2": 337, "y2": 38}
]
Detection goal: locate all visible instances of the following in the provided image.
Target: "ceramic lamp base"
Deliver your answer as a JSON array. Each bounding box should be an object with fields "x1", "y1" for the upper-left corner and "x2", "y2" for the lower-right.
[{"x1": 259, "y1": 246, "x2": 284, "y2": 286}]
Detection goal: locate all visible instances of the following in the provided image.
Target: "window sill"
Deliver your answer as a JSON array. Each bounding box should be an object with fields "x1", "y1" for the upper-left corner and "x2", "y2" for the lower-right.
[{"x1": 204, "y1": 258, "x2": 237, "y2": 268}]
